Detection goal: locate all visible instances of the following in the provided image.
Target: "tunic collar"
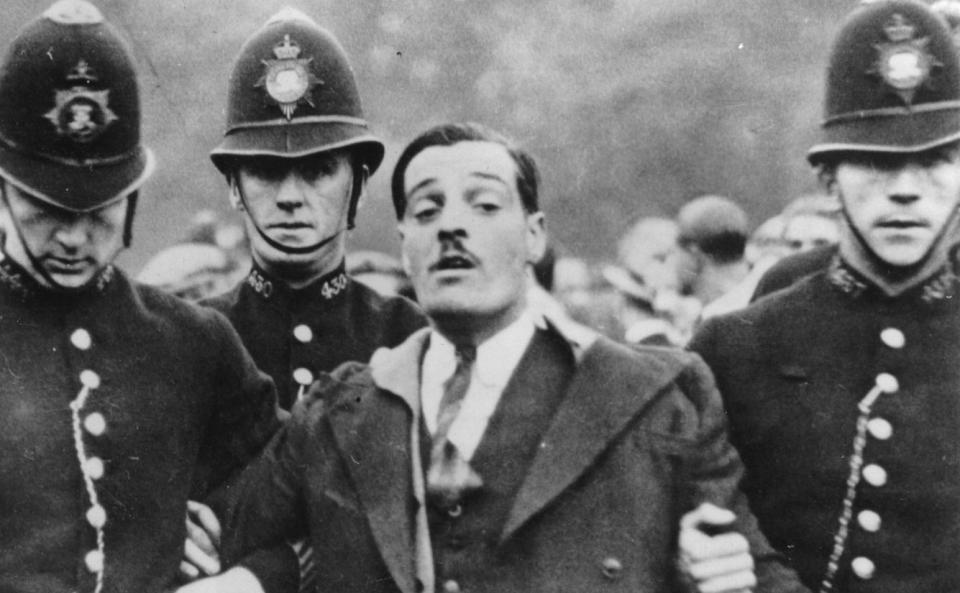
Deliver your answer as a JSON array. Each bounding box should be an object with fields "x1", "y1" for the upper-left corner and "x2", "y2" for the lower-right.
[
  {"x1": 243, "y1": 260, "x2": 350, "y2": 305},
  {"x1": 0, "y1": 250, "x2": 115, "y2": 302},
  {"x1": 827, "y1": 254, "x2": 959, "y2": 305}
]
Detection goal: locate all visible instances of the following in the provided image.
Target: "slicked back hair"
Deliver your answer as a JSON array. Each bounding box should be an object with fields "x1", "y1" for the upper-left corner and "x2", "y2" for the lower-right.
[{"x1": 390, "y1": 122, "x2": 540, "y2": 219}]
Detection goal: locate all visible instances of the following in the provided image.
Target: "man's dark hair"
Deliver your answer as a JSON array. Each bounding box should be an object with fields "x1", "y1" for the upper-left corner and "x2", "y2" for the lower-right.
[
  {"x1": 677, "y1": 195, "x2": 749, "y2": 265},
  {"x1": 390, "y1": 122, "x2": 540, "y2": 219}
]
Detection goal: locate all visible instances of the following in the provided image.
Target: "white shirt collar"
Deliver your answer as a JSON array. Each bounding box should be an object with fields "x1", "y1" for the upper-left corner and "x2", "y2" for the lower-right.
[{"x1": 421, "y1": 311, "x2": 537, "y2": 460}]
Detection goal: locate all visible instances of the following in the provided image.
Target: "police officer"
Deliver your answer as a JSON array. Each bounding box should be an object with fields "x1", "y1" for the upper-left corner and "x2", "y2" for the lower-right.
[
  {"x1": 202, "y1": 8, "x2": 426, "y2": 412},
  {"x1": 691, "y1": 1, "x2": 960, "y2": 591},
  {"x1": 0, "y1": 2, "x2": 286, "y2": 592}
]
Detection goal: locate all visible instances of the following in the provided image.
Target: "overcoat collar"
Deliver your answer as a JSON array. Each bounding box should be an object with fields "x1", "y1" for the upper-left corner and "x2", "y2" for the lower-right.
[{"x1": 337, "y1": 324, "x2": 685, "y2": 592}]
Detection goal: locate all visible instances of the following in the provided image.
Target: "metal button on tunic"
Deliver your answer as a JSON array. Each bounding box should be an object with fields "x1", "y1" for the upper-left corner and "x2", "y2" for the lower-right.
[
  {"x1": 867, "y1": 417, "x2": 892, "y2": 441},
  {"x1": 71, "y1": 328, "x2": 92, "y2": 350},
  {"x1": 862, "y1": 464, "x2": 888, "y2": 487},
  {"x1": 293, "y1": 367, "x2": 314, "y2": 386},
  {"x1": 84, "y1": 549, "x2": 104, "y2": 573},
  {"x1": 86, "y1": 504, "x2": 106, "y2": 528},
  {"x1": 851, "y1": 556, "x2": 876, "y2": 580},
  {"x1": 857, "y1": 509, "x2": 881, "y2": 532},
  {"x1": 83, "y1": 457, "x2": 105, "y2": 480},
  {"x1": 293, "y1": 324, "x2": 313, "y2": 343},
  {"x1": 875, "y1": 373, "x2": 899, "y2": 394},
  {"x1": 79, "y1": 369, "x2": 101, "y2": 389},
  {"x1": 880, "y1": 328, "x2": 905, "y2": 349},
  {"x1": 442, "y1": 579, "x2": 461, "y2": 593},
  {"x1": 84, "y1": 412, "x2": 106, "y2": 436}
]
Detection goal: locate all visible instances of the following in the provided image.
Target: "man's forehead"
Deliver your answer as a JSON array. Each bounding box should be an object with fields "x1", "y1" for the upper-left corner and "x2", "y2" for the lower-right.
[{"x1": 404, "y1": 141, "x2": 516, "y2": 191}]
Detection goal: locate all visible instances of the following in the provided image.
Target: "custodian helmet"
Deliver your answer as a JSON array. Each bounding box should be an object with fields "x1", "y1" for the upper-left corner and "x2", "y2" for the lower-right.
[
  {"x1": 0, "y1": 0, "x2": 153, "y2": 212},
  {"x1": 808, "y1": 0, "x2": 960, "y2": 163},
  {"x1": 210, "y1": 8, "x2": 384, "y2": 176}
]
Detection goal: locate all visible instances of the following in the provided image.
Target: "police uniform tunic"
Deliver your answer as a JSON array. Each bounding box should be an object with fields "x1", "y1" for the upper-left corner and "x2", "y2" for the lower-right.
[
  {"x1": 203, "y1": 262, "x2": 427, "y2": 410},
  {"x1": 690, "y1": 257, "x2": 960, "y2": 593},
  {"x1": 0, "y1": 256, "x2": 284, "y2": 593}
]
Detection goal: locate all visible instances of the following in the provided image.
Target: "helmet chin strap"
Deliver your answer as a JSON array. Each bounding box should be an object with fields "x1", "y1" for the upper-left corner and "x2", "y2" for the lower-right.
[{"x1": 232, "y1": 174, "x2": 351, "y2": 256}]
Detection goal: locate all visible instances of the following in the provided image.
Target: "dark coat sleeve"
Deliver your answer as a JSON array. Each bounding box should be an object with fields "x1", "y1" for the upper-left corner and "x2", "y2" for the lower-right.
[
  {"x1": 674, "y1": 352, "x2": 811, "y2": 593},
  {"x1": 193, "y1": 310, "x2": 286, "y2": 497},
  {"x1": 212, "y1": 374, "x2": 341, "y2": 591},
  {"x1": 195, "y1": 310, "x2": 298, "y2": 593}
]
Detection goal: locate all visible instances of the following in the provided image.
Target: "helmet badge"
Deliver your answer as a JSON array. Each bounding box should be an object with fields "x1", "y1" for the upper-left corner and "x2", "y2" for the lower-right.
[
  {"x1": 870, "y1": 14, "x2": 942, "y2": 105},
  {"x1": 256, "y1": 34, "x2": 322, "y2": 120},
  {"x1": 44, "y1": 60, "x2": 118, "y2": 144}
]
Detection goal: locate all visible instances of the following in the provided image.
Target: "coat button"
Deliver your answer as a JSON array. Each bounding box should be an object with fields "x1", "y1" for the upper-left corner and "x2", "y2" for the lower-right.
[
  {"x1": 79, "y1": 370, "x2": 101, "y2": 389},
  {"x1": 293, "y1": 324, "x2": 313, "y2": 343},
  {"x1": 851, "y1": 556, "x2": 875, "y2": 580},
  {"x1": 84, "y1": 549, "x2": 104, "y2": 573},
  {"x1": 442, "y1": 579, "x2": 461, "y2": 593},
  {"x1": 862, "y1": 464, "x2": 887, "y2": 487},
  {"x1": 86, "y1": 504, "x2": 107, "y2": 528},
  {"x1": 70, "y1": 328, "x2": 92, "y2": 350},
  {"x1": 293, "y1": 367, "x2": 314, "y2": 386},
  {"x1": 875, "y1": 373, "x2": 898, "y2": 394},
  {"x1": 857, "y1": 509, "x2": 881, "y2": 532},
  {"x1": 83, "y1": 457, "x2": 105, "y2": 480},
  {"x1": 879, "y1": 328, "x2": 905, "y2": 349},
  {"x1": 84, "y1": 413, "x2": 106, "y2": 436},
  {"x1": 867, "y1": 417, "x2": 892, "y2": 441},
  {"x1": 447, "y1": 504, "x2": 463, "y2": 518},
  {"x1": 601, "y1": 556, "x2": 623, "y2": 580}
]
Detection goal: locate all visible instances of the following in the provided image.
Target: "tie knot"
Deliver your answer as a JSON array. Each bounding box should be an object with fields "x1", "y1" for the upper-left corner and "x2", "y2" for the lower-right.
[{"x1": 455, "y1": 345, "x2": 476, "y2": 365}]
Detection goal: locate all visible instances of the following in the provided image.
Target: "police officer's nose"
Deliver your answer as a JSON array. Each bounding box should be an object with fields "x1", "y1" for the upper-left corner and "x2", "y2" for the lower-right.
[
  {"x1": 886, "y1": 165, "x2": 923, "y2": 205},
  {"x1": 274, "y1": 172, "x2": 305, "y2": 212},
  {"x1": 53, "y1": 220, "x2": 87, "y2": 251}
]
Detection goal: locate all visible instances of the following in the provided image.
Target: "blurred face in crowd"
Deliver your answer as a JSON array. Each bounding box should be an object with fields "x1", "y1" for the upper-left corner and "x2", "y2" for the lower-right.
[
  {"x1": 782, "y1": 213, "x2": 840, "y2": 254},
  {"x1": 831, "y1": 145, "x2": 960, "y2": 267},
  {"x1": 619, "y1": 218, "x2": 680, "y2": 295},
  {"x1": 231, "y1": 150, "x2": 357, "y2": 270},
  {"x1": 399, "y1": 141, "x2": 546, "y2": 338},
  {"x1": 667, "y1": 243, "x2": 699, "y2": 296},
  {"x1": 1, "y1": 183, "x2": 127, "y2": 289}
]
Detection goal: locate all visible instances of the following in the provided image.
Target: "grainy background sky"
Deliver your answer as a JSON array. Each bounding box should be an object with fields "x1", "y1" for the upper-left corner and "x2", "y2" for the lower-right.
[{"x1": 0, "y1": 0, "x2": 855, "y2": 271}]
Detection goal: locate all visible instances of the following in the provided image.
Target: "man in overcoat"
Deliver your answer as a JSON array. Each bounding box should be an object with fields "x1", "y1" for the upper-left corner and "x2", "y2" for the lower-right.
[
  {"x1": 0, "y1": 2, "x2": 286, "y2": 592},
  {"x1": 690, "y1": 1, "x2": 960, "y2": 591},
  {"x1": 208, "y1": 122, "x2": 805, "y2": 593}
]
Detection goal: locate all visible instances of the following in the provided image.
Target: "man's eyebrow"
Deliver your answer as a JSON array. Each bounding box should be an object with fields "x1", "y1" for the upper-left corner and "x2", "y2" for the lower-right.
[
  {"x1": 406, "y1": 177, "x2": 437, "y2": 197},
  {"x1": 469, "y1": 171, "x2": 510, "y2": 187}
]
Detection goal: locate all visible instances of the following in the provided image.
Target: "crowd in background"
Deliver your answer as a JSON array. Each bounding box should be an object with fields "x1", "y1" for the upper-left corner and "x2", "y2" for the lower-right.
[{"x1": 138, "y1": 190, "x2": 843, "y2": 351}]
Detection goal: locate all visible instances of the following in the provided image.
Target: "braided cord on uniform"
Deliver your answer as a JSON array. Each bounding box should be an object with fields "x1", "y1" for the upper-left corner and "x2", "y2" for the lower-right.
[
  {"x1": 70, "y1": 383, "x2": 105, "y2": 593},
  {"x1": 819, "y1": 383, "x2": 884, "y2": 593}
]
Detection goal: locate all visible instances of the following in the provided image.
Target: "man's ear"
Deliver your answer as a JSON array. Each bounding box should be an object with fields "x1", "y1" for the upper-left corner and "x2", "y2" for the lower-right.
[
  {"x1": 818, "y1": 163, "x2": 838, "y2": 195},
  {"x1": 525, "y1": 211, "x2": 547, "y2": 264},
  {"x1": 227, "y1": 175, "x2": 243, "y2": 211}
]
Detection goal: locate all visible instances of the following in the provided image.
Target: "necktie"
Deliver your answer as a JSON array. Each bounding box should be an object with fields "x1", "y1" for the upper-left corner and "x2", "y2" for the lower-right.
[{"x1": 426, "y1": 345, "x2": 483, "y2": 509}]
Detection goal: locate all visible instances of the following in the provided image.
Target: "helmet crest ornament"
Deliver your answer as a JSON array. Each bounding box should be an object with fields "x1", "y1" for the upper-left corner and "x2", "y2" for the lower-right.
[
  {"x1": 43, "y1": 59, "x2": 118, "y2": 144},
  {"x1": 869, "y1": 13, "x2": 942, "y2": 106},
  {"x1": 255, "y1": 34, "x2": 322, "y2": 120}
]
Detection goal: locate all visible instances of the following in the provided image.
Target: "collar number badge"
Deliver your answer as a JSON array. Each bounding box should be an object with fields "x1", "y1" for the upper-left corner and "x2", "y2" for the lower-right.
[
  {"x1": 871, "y1": 14, "x2": 940, "y2": 105},
  {"x1": 257, "y1": 34, "x2": 321, "y2": 120},
  {"x1": 44, "y1": 60, "x2": 118, "y2": 143}
]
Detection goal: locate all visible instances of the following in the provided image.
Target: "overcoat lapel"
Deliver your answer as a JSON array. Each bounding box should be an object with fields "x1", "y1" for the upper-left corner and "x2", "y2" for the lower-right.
[
  {"x1": 328, "y1": 329, "x2": 432, "y2": 593},
  {"x1": 500, "y1": 338, "x2": 685, "y2": 542}
]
